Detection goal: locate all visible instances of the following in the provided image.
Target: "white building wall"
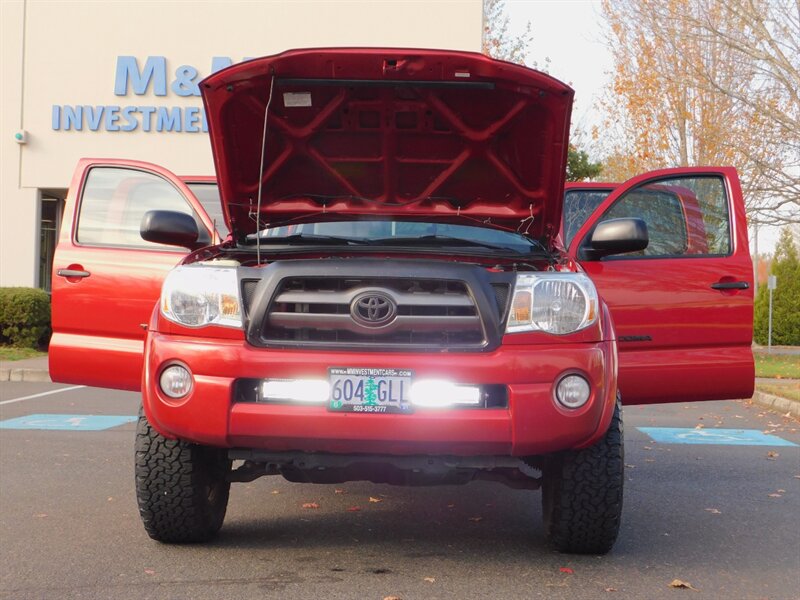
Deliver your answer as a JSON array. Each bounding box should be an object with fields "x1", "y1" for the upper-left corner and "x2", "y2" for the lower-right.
[{"x1": 1, "y1": 0, "x2": 483, "y2": 287}]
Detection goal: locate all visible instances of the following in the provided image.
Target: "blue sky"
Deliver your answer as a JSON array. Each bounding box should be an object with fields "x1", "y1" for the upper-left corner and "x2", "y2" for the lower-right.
[{"x1": 504, "y1": 1, "x2": 610, "y2": 134}]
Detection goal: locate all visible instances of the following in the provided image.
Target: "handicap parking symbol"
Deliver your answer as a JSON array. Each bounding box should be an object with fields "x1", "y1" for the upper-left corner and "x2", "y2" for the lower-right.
[
  {"x1": 637, "y1": 427, "x2": 798, "y2": 446},
  {"x1": 0, "y1": 414, "x2": 137, "y2": 431}
]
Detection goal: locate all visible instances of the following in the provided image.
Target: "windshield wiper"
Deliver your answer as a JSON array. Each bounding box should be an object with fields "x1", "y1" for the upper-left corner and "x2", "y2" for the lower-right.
[
  {"x1": 370, "y1": 235, "x2": 526, "y2": 253},
  {"x1": 245, "y1": 233, "x2": 372, "y2": 246}
]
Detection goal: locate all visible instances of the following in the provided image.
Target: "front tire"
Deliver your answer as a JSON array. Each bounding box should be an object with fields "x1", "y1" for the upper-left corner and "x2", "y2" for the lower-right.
[
  {"x1": 134, "y1": 409, "x2": 231, "y2": 543},
  {"x1": 542, "y1": 396, "x2": 624, "y2": 554}
]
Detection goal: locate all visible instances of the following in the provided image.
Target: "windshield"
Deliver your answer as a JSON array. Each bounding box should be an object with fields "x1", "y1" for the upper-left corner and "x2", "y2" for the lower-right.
[
  {"x1": 185, "y1": 182, "x2": 229, "y2": 237},
  {"x1": 562, "y1": 189, "x2": 613, "y2": 247},
  {"x1": 257, "y1": 221, "x2": 539, "y2": 254}
]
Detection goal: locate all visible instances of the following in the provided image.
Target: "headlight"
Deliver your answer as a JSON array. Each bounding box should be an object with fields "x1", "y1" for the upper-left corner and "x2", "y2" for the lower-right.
[
  {"x1": 160, "y1": 266, "x2": 242, "y2": 328},
  {"x1": 506, "y1": 273, "x2": 598, "y2": 335}
]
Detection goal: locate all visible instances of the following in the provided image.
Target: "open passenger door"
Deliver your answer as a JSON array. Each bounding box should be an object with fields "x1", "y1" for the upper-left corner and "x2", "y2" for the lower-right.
[
  {"x1": 49, "y1": 159, "x2": 216, "y2": 391},
  {"x1": 569, "y1": 167, "x2": 754, "y2": 405}
]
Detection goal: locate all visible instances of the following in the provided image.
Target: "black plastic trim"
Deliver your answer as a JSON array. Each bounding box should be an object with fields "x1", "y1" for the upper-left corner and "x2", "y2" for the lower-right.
[
  {"x1": 710, "y1": 281, "x2": 749, "y2": 290},
  {"x1": 277, "y1": 78, "x2": 495, "y2": 90},
  {"x1": 239, "y1": 258, "x2": 515, "y2": 352},
  {"x1": 234, "y1": 378, "x2": 508, "y2": 409}
]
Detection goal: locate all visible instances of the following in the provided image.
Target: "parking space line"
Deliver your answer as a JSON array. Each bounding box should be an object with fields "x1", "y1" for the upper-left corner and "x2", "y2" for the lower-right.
[{"x1": 0, "y1": 385, "x2": 86, "y2": 406}]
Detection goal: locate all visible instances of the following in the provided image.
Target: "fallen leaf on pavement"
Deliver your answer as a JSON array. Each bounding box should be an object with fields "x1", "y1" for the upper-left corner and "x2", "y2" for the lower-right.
[
  {"x1": 559, "y1": 567, "x2": 574, "y2": 574},
  {"x1": 468, "y1": 516, "x2": 483, "y2": 522},
  {"x1": 424, "y1": 577, "x2": 436, "y2": 583},
  {"x1": 766, "y1": 451, "x2": 780, "y2": 460},
  {"x1": 271, "y1": 490, "x2": 280, "y2": 495},
  {"x1": 369, "y1": 496, "x2": 383, "y2": 503},
  {"x1": 334, "y1": 489, "x2": 346, "y2": 494},
  {"x1": 302, "y1": 502, "x2": 319, "y2": 509},
  {"x1": 704, "y1": 508, "x2": 721, "y2": 514},
  {"x1": 605, "y1": 587, "x2": 618, "y2": 592},
  {"x1": 144, "y1": 569, "x2": 155, "y2": 575},
  {"x1": 668, "y1": 579, "x2": 698, "y2": 591},
  {"x1": 346, "y1": 506, "x2": 361, "y2": 512}
]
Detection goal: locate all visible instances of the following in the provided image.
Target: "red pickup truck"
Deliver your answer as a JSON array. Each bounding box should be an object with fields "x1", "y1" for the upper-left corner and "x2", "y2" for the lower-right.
[{"x1": 49, "y1": 49, "x2": 754, "y2": 554}]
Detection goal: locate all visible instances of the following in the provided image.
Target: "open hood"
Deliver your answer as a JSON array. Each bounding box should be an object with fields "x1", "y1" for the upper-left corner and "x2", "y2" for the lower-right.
[{"x1": 201, "y1": 48, "x2": 574, "y2": 243}]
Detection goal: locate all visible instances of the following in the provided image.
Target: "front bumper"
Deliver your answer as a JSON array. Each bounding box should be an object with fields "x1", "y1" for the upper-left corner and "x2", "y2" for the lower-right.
[{"x1": 142, "y1": 333, "x2": 617, "y2": 457}]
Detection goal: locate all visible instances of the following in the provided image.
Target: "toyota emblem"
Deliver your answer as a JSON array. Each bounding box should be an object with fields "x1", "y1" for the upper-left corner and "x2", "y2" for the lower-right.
[{"x1": 351, "y1": 292, "x2": 397, "y2": 327}]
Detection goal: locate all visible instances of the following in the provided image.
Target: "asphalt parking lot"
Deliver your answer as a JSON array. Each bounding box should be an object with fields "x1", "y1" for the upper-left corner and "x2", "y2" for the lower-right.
[{"x1": 1, "y1": 382, "x2": 798, "y2": 600}]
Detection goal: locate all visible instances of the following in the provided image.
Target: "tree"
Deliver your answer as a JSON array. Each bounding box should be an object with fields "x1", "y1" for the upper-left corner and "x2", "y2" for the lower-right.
[
  {"x1": 482, "y1": 0, "x2": 533, "y2": 65},
  {"x1": 753, "y1": 227, "x2": 800, "y2": 345},
  {"x1": 682, "y1": 0, "x2": 800, "y2": 225},
  {"x1": 566, "y1": 146, "x2": 603, "y2": 182},
  {"x1": 599, "y1": 0, "x2": 798, "y2": 226}
]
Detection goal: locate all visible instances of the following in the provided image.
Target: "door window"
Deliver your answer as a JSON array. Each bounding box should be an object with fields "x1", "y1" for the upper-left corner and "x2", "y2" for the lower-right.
[
  {"x1": 77, "y1": 167, "x2": 206, "y2": 249},
  {"x1": 589, "y1": 176, "x2": 731, "y2": 258}
]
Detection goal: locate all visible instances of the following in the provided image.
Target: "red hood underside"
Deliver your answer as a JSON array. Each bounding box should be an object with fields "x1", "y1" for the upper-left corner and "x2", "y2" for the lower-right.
[{"x1": 201, "y1": 48, "x2": 574, "y2": 242}]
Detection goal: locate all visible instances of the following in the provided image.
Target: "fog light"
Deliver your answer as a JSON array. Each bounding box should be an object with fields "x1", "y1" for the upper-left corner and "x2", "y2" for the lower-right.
[
  {"x1": 262, "y1": 379, "x2": 330, "y2": 403},
  {"x1": 159, "y1": 365, "x2": 193, "y2": 399},
  {"x1": 410, "y1": 380, "x2": 481, "y2": 408},
  {"x1": 555, "y1": 375, "x2": 591, "y2": 409}
]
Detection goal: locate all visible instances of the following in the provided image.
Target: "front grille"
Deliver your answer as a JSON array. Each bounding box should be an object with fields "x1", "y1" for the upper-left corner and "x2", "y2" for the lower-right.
[{"x1": 262, "y1": 277, "x2": 486, "y2": 349}]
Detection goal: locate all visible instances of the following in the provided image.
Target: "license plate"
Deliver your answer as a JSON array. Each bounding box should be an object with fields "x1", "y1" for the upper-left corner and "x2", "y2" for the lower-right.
[{"x1": 328, "y1": 367, "x2": 413, "y2": 414}]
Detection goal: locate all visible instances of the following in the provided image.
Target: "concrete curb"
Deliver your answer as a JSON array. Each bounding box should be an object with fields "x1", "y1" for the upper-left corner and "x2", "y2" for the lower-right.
[
  {"x1": 0, "y1": 368, "x2": 51, "y2": 383},
  {"x1": 751, "y1": 390, "x2": 800, "y2": 420}
]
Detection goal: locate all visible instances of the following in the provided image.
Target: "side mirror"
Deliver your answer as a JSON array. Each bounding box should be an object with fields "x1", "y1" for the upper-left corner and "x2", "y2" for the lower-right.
[
  {"x1": 140, "y1": 210, "x2": 201, "y2": 249},
  {"x1": 580, "y1": 217, "x2": 649, "y2": 260}
]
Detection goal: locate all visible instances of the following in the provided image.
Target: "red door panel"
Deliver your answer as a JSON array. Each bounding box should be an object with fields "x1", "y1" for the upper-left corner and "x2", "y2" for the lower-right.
[
  {"x1": 568, "y1": 167, "x2": 754, "y2": 405},
  {"x1": 50, "y1": 159, "x2": 214, "y2": 391}
]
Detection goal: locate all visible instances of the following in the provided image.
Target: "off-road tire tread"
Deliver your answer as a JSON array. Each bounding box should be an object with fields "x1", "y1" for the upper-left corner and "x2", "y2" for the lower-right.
[
  {"x1": 135, "y1": 409, "x2": 231, "y2": 543},
  {"x1": 543, "y1": 396, "x2": 624, "y2": 554}
]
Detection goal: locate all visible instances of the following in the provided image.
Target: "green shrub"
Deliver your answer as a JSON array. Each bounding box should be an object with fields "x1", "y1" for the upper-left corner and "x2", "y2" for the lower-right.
[
  {"x1": 754, "y1": 228, "x2": 800, "y2": 346},
  {"x1": 0, "y1": 287, "x2": 51, "y2": 348}
]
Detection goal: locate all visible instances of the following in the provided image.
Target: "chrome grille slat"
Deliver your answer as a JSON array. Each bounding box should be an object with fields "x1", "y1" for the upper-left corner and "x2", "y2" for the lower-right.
[
  {"x1": 275, "y1": 287, "x2": 475, "y2": 307},
  {"x1": 269, "y1": 312, "x2": 481, "y2": 335}
]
